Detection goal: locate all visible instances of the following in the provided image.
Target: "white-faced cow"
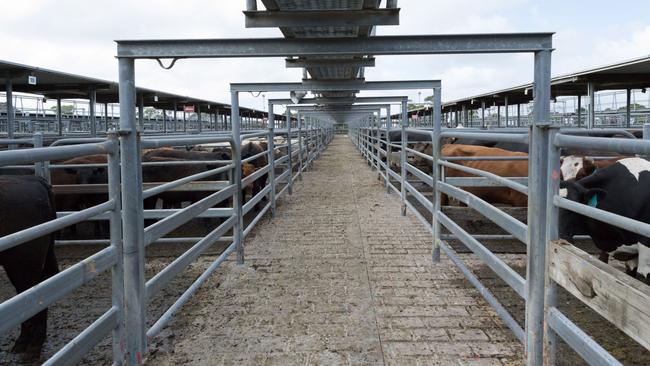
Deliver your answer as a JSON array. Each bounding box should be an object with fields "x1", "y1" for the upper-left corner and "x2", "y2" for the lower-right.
[{"x1": 559, "y1": 157, "x2": 650, "y2": 283}]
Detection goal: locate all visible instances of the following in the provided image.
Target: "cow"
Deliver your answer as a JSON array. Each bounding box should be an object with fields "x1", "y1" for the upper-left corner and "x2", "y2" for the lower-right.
[
  {"x1": 0, "y1": 176, "x2": 59, "y2": 359},
  {"x1": 241, "y1": 142, "x2": 269, "y2": 207},
  {"x1": 558, "y1": 157, "x2": 650, "y2": 283},
  {"x1": 410, "y1": 143, "x2": 528, "y2": 207},
  {"x1": 560, "y1": 155, "x2": 627, "y2": 181}
]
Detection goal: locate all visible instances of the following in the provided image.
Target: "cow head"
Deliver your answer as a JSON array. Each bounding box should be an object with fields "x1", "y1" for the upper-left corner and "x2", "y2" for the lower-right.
[
  {"x1": 558, "y1": 180, "x2": 607, "y2": 242},
  {"x1": 560, "y1": 155, "x2": 596, "y2": 181}
]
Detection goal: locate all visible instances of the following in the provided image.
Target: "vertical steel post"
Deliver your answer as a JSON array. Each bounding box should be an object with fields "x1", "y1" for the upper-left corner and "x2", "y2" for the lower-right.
[
  {"x1": 181, "y1": 107, "x2": 187, "y2": 133},
  {"x1": 56, "y1": 98, "x2": 63, "y2": 136},
  {"x1": 400, "y1": 99, "x2": 408, "y2": 216},
  {"x1": 497, "y1": 105, "x2": 501, "y2": 127},
  {"x1": 286, "y1": 107, "x2": 293, "y2": 194},
  {"x1": 231, "y1": 90, "x2": 244, "y2": 265},
  {"x1": 385, "y1": 104, "x2": 392, "y2": 192},
  {"x1": 105, "y1": 103, "x2": 110, "y2": 132},
  {"x1": 197, "y1": 105, "x2": 202, "y2": 134},
  {"x1": 33, "y1": 132, "x2": 45, "y2": 179},
  {"x1": 432, "y1": 87, "x2": 442, "y2": 263},
  {"x1": 267, "y1": 101, "x2": 277, "y2": 216},
  {"x1": 5, "y1": 74, "x2": 14, "y2": 140},
  {"x1": 626, "y1": 88, "x2": 632, "y2": 128},
  {"x1": 138, "y1": 96, "x2": 144, "y2": 132},
  {"x1": 481, "y1": 102, "x2": 486, "y2": 128},
  {"x1": 505, "y1": 96, "x2": 509, "y2": 127},
  {"x1": 587, "y1": 82, "x2": 595, "y2": 129},
  {"x1": 89, "y1": 86, "x2": 97, "y2": 137},
  {"x1": 297, "y1": 111, "x2": 303, "y2": 181},
  {"x1": 526, "y1": 49, "x2": 552, "y2": 366},
  {"x1": 576, "y1": 95, "x2": 582, "y2": 127},
  {"x1": 543, "y1": 126, "x2": 560, "y2": 366},
  {"x1": 517, "y1": 103, "x2": 521, "y2": 127},
  {"x1": 162, "y1": 108, "x2": 167, "y2": 133},
  {"x1": 246, "y1": 0, "x2": 257, "y2": 10},
  {"x1": 173, "y1": 102, "x2": 178, "y2": 132},
  {"x1": 118, "y1": 57, "x2": 146, "y2": 365},
  {"x1": 107, "y1": 131, "x2": 125, "y2": 364}
]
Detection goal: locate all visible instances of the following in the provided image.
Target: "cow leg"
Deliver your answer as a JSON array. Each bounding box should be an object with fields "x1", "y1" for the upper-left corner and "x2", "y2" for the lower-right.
[
  {"x1": 598, "y1": 251, "x2": 609, "y2": 264},
  {"x1": 4, "y1": 261, "x2": 48, "y2": 357},
  {"x1": 613, "y1": 244, "x2": 639, "y2": 277},
  {"x1": 637, "y1": 244, "x2": 650, "y2": 284}
]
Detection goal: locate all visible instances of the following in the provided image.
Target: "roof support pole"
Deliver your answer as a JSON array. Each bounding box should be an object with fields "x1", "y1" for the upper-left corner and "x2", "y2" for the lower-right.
[
  {"x1": 587, "y1": 82, "x2": 595, "y2": 129},
  {"x1": 497, "y1": 104, "x2": 501, "y2": 127},
  {"x1": 517, "y1": 103, "x2": 521, "y2": 127},
  {"x1": 4, "y1": 74, "x2": 13, "y2": 141},
  {"x1": 481, "y1": 102, "x2": 486, "y2": 128},
  {"x1": 626, "y1": 88, "x2": 631, "y2": 128},
  {"x1": 183, "y1": 110, "x2": 187, "y2": 132},
  {"x1": 504, "y1": 96, "x2": 509, "y2": 127},
  {"x1": 89, "y1": 86, "x2": 97, "y2": 137},
  {"x1": 56, "y1": 98, "x2": 63, "y2": 136},
  {"x1": 460, "y1": 105, "x2": 467, "y2": 127},
  {"x1": 117, "y1": 57, "x2": 146, "y2": 366},
  {"x1": 230, "y1": 90, "x2": 244, "y2": 265},
  {"x1": 162, "y1": 108, "x2": 167, "y2": 133},
  {"x1": 246, "y1": 0, "x2": 257, "y2": 11},
  {"x1": 197, "y1": 105, "x2": 202, "y2": 133},
  {"x1": 527, "y1": 49, "x2": 552, "y2": 366},
  {"x1": 173, "y1": 101, "x2": 179, "y2": 132},
  {"x1": 138, "y1": 96, "x2": 144, "y2": 132},
  {"x1": 576, "y1": 96, "x2": 581, "y2": 127},
  {"x1": 106, "y1": 103, "x2": 111, "y2": 132}
]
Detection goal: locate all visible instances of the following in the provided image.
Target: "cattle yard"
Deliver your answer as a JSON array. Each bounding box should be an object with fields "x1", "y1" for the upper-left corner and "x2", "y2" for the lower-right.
[{"x1": 2, "y1": 1, "x2": 650, "y2": 366}]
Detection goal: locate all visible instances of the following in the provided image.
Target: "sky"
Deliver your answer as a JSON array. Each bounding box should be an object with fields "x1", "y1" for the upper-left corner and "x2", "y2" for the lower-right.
[{"x1": 2, "y1": 0, "x2": 650, "y2": 113}]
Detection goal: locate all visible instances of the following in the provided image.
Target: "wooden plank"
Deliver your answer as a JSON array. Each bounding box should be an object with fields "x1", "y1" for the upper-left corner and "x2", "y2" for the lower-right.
[
  {"x1": 548, "y1": 240, "x2": 650, "y2": 350},
  {"x1": 53, "y1": 181, "x2": 229, "y2": 195}
]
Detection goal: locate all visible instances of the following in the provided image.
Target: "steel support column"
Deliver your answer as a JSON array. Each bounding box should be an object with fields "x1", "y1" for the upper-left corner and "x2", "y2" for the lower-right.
[
  {"x1": 576, "y1": 96, "x2": 581, "y2": 127},
  {"x1": 504, "y1": 96, "x2": 509, "y2": 127},
  {"x1": 89, "y1": 86, "x2": 97, "y2": 137},
  {"x1": 118, "y1": 57, "x2": 146, "y2": 366},
  {"x1": 400, "y1": 99, "x2": 408, "y2": 216},
  {"x1": 57, "y1": 98, "x2": 63, "y2": 136},
  {"x1": 286, "y1": 107, "x2": 293, "y2": 195},
  {"x1": 527, "y1": 49, "x2": 552, "y2": 366},
  {"x1": 267, "y1": 100, "x2": 276, "y2": 216},
  {"x1": 431, "y1": 86, "x2": 442, "y2": 263},
  {"x1": 197, "y1": 105, "x2": 202, "y2": 133},
  {"x1": 231, "y1": 91, "x2": 244, "y2": 265},
  {"x1": 587, "y1": 82, "x2": 595, "y2": 129},
  {"x1": 626, "y1": 88, "x2": 631, "y2": 128},
  {"x1": 5, "y1": 75, "x2": 13, "y2": 140}
]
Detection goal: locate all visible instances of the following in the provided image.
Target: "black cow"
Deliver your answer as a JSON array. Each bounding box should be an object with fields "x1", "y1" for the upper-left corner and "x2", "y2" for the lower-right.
[
  {"x1": 559, "y1": 157, "x2": 650, "y2": 283},
  {"x1": 0, "y1": 176, "x2": 59, "y2": 358}
]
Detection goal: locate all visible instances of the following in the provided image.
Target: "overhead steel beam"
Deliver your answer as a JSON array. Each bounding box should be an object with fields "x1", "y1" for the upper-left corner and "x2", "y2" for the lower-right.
[
  {"x1": 285, "y1": 58, "x2": 376, "y2": 69},
  {"x1": 243, "y1": 9, "x2": 400, "y2": 28},
  {"x1": 268, "y1": 96, "x2": 408, "y2": 105},
  {"x1": 116, "y1": 33, "x2": 554, "y2": 59},
  {"x1": 230, "y1": 80, "x2": 439, "y2": 92}
]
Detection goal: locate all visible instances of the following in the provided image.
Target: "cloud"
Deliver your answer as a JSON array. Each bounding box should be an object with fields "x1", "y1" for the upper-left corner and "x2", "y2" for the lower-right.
[{"x1": 1, "y1": 0, "x2": 649, "y2": 111}]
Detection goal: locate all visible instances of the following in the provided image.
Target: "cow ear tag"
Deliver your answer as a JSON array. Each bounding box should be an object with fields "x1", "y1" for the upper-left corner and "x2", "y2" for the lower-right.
[{"x1": 587, "y1": 195, "x2": 598, "y2": 207}]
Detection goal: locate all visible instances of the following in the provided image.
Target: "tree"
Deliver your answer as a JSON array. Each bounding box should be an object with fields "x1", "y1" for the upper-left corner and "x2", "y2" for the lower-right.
[
  {"x1": 50, "y1": 104, "x2": 75, "y2": 115},
  {"x1": 143, "y1": 107, "x2": 159, "y2": 119},
  {"x1": 617, "y1": 103, "x2": 646, "y2": 111}
]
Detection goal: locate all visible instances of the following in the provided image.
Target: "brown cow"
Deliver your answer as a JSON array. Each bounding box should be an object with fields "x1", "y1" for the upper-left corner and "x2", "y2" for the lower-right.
[{"x1": 440, "y1": 144, "x2": 528, "y2": 207}]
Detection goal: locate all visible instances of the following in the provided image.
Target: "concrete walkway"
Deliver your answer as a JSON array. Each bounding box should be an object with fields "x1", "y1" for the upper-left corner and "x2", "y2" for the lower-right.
[{"x1": 148, "y1": 136, "x2": 523, "y2": 366}]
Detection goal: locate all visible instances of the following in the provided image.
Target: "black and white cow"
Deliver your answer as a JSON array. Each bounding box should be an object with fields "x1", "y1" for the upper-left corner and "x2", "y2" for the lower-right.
[{"x1": 559, "y1": 157, "x2": 650, "y2": 283}]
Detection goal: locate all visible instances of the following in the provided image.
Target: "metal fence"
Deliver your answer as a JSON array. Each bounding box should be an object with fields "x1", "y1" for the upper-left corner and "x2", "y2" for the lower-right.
[
  {"x1": 0, "y1": 121, "x2": 332, "y2": 364},
  {"x1": 350, "y1": 119, "x2": 650, "y2": 365}
]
